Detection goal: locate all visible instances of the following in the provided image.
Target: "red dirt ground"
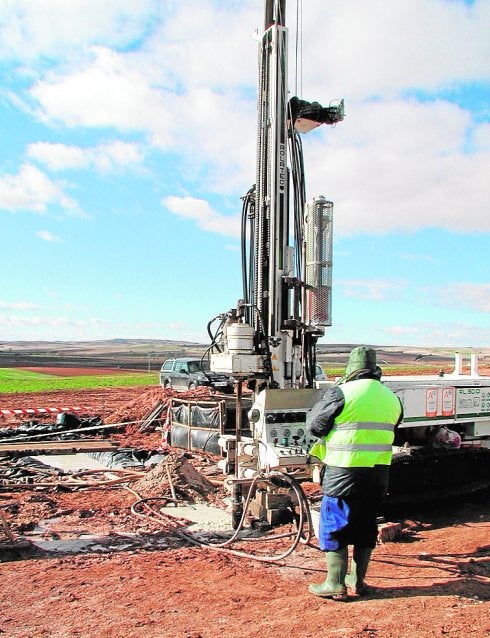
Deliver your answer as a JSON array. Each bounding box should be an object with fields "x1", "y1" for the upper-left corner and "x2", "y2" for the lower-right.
[{"x1": 1, "y1": 384, "x2": 489, "y2": 638}]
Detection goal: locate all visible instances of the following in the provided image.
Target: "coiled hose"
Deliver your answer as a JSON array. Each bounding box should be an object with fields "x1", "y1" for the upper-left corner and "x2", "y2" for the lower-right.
[{"x1": 129, "y1": 470, "x2": 321, "y2": 563}]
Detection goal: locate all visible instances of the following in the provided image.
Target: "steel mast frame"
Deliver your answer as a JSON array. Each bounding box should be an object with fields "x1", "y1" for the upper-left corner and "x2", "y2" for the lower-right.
[{"x1": 253, "y1": 0, "x2": 293, "y2": 387}]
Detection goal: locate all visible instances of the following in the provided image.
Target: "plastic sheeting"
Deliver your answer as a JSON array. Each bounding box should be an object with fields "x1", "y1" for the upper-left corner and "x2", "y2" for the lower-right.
[
  {"x1": 0, "y1": 455, "x2": 57, "y2": 480},
  {"x1": 0, "y1": 414, "x2": 104, "y2": 441},
  {"x1": 88, "y1": 449, "x2": 165, "y2": 469},
  {"x1": 168, "y1": 397, "x2": 253, "y2": 455},
  {"x1": 0, "y1": 448, "x2": 166, "y2": 481},
  {"x1": 171, "y1": 423, "x2": 221, "y2": 455},
  {"x1": 171, "y1": 403, "x2": 221, "y2": 429},
  {"x1": 170, "y1": 401, "x2": 223, "y2": 455}
]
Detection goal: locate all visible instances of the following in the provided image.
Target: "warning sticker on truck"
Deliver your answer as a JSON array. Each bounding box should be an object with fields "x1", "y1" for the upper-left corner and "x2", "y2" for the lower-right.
[
  {"x1": 442, "y1": 387, "x2": 455, "y2": 416},
  {"x1": 425, "y1": 388, "x2": 438, "y2": 417}
]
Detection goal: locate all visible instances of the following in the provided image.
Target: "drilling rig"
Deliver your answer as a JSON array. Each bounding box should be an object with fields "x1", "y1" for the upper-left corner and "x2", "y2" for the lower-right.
[
  {"x1": 205, "y1": 0, "x2": 490, "y2": 525},
  {"x1": 210, "y1": 0, "x2": 343, "y2": 391},
  {"x1": 207, "y1": 0, "x2": 343, "y2": 524}
]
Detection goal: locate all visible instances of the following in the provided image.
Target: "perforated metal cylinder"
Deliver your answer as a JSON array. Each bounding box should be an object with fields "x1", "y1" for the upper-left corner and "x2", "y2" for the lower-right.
[{"x1": 305, "y1": 197, "x2": 333, "y2": 326}]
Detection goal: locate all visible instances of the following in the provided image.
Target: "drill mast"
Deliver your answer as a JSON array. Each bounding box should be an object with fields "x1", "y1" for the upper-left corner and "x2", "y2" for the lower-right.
[{"x1": 210, "y1": 0, "x2": 343, "y2": 389}]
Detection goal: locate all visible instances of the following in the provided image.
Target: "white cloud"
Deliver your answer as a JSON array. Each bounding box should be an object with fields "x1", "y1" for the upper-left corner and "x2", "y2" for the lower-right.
[
  {"x1": 331, "y1": 99, "x2": 470, "y2": 155},
  {"x1": 0, "y1": 313, "x2": 204, "y2": 342},
  {"x1": 305, "y1": 98, "x2": 490, "y2": 236},
  {"x1": 22, "y1": 1, "x2": 489, "y2": 233},
  {"x1": 163, "y1": 195, "x2": 240, "y2": 237},
  {"x1": 27, "y1": 141, "x2": 145, "y2": 173},
  {"x1": 400, "y1": 253, "x2": 435, "y2": 263},
  {"x1": 383, "y1": 326, "x2": 420, "y2": 337},
  {"x1": 301, "y1": 0, "x2": 490, "y2": 100},
  {"x1": 391, "y1": 321, "x2": 490, "y2": 348},
  {"x1": 380, "y1": 321, "x2": 490, "y2": 348},
  {"x1": 30, "y1": 47, "x2": 176, "y2": 146},
  {"x1": 0, "y1": 314, "x2": 110, "y2": 329},
  {"x1": 0, "y1": 301, "x2": 39, "y2": 310},
  {"x1": 340, "y1": 279, "x2": 407, "y2": 301},
  {"x1": 437, "y1": 283, "x2": 490, "y2": 313},
  {"x1": 28, "y1": 143, "x2": 88, "y2": 171},
  {"x1": 473, "y1": 123, "x2": 490, "y2": 152},
  {"x1": 0, "y1": 0, "x2": 488, "y2": 328},
  {"x1": 0, "y1": 0, "x2": 158, "y2": 60},
  {"x1": 146, "y1": 2, "x2": 258, "y2": 89},
  {"x1": 0, "y1": 164, "x2": 80, "y2": 214},
  {"x1": 29, "y1": 46, "x2": 256, "y2": 191},
  {"x1": 36, "y1": 230, "x2": 61, "y2": 242},
  {"x1": 0, "y1": 314, "x2": 119, "y2": 342},
  {"x1": 19, "y1": 3, "x2": 260, "y2": 193},
  {"x1": 326, "y1": 316, "x2": 490, "y2": 348}
]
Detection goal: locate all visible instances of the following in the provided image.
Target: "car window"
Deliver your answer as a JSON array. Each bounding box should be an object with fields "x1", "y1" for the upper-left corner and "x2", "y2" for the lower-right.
[
  {"x1": 174, "y1": 361, "x2": 187, "y2": 373},
  {"x1": 188, "y1": 361, "x2": 201, "y2": 373},
  {"x1": 162, "y1": 359, "x2": 174, "y2": 371}
]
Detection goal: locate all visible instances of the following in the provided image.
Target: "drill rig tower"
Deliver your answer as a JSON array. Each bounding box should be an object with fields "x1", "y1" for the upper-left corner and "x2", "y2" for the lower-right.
[
  {"x1": 210, "y1": 0, "x2": 343, "y2": 390},
  {"x1": 207, "y1": 0, "x2": 343, "y2": 515}
]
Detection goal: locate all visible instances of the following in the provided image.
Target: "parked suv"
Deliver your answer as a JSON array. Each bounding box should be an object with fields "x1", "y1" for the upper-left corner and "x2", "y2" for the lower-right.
[
  {"x1": 160, "y1": 357, "x2": 235, "y2": 394},
  {"x1": 314, "y1": 364, "x2": 326, "y2": 381}
]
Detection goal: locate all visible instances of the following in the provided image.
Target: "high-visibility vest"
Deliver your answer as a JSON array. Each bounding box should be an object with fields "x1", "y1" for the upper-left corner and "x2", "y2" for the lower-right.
[{"x1": 310, "y1": 379, "x2": 401, "y2": 468}]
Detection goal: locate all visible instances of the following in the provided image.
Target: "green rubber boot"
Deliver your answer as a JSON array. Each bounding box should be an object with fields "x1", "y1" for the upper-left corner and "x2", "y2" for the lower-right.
[
  {"x1": 309, "y1": 548, "x2": 348, "y2": 600},
  {"x1": 345, "y1": 547, "x2": 373, "y2": 595}
]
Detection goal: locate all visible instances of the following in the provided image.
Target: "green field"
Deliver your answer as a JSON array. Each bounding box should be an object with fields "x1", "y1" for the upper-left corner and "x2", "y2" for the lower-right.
[
  {"x1": 0, "y1": 363, "x2": 444, "y2": 394},
  {"x1": 0, "y1": 368, "x2": 160, "y2": 394}
]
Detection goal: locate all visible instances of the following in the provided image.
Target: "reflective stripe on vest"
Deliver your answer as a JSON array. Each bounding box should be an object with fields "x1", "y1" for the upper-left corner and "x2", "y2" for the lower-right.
[
  {"x1": 311, "y1": 379, "x2": 401, "y2": 468},
  {"x1": 326, "y1": 443, "x2": 393, "y2": 453},
  {"x1": 332, "y1": 421, "x2": 394, "y2": 432}
]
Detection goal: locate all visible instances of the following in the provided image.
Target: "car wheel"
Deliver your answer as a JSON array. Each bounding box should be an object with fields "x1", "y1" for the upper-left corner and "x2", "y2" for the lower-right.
[
  {"x1": 163, "y1": 379, "x2": 171, "y2": 389},
  {"x1": 188, "y1": 382, "x2": 197, "y2": 391}
]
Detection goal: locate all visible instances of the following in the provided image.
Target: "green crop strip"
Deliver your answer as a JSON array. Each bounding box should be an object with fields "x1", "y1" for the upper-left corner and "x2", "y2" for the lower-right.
[
  {"x1": 0, "y1": 364, "x2": 443, "y2": 394},
  {"x1": 321, "y1": 365, "x2": 447, "y2": 379},
  {"x1": 0, "y1": 368, "x2": 160, "y2": 394}
]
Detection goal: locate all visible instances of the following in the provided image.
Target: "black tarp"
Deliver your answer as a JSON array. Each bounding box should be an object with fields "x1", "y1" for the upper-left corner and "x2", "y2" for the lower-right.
[
  {"x1": 170, "y1": 402, "x2": 223, "y2": 455},
  {"x1": 0, "y1": 415, "x2": 105, "y2": 442}
]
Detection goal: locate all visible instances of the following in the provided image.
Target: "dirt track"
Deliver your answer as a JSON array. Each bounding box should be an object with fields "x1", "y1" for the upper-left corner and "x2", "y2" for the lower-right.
[{"x1": 1, "y1": 385, "x2": 489, "y2": 638}]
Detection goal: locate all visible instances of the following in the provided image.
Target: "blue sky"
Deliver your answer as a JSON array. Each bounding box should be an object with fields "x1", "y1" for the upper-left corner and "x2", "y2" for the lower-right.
[{"x1": 0, "y1": 0, "x2": 489, "y2": 348}]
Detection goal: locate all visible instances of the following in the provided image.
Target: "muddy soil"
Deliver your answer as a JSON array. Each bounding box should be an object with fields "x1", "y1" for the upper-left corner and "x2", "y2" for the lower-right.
[
  {"x1": 1, "y1": 386, "x2": 489, "y2": 638},
  {"x1": 1, "y1": 496, "x2": 488, "y2": 638}
]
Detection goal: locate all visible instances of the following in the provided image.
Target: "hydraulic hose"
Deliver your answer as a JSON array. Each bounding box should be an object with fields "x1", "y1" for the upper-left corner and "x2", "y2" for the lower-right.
[{"x1": 128, "y1": 469, "x2": 319, "y2": 564}]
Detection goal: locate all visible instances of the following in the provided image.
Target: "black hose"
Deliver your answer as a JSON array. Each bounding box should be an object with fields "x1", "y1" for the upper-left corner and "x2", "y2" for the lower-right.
[
  {"x1": 241, "y1": 186, "x2": 255, "y2": 324},
  {"x1": 129, "y1": 470, "x2": 319, "y2": 563}
]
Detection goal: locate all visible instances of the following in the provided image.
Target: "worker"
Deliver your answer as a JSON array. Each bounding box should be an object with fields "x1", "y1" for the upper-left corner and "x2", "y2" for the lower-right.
[{"x1": 306, "y1": 346, "x2": 403, "y2": 600}]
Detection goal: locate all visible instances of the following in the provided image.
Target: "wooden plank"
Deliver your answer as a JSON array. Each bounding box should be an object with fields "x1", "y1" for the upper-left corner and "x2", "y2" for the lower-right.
[
  {"x1": 138, "y1": 400, "x2": 164, "y2": 432},
  {"x1": 0, "y1": 439, "x2": 119, "y2": 456}
]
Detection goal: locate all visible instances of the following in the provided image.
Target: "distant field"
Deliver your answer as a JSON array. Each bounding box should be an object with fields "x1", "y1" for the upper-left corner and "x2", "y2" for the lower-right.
[
  {"x1": 0, "y1": 361, "x2": 481, "y2": 394},
  {"x1": 322, "y1": 364, "x2": 452, "y2": 378},
  {"x1": 0, "y1": 367, "x2": 160, "y2": 394},
  {"x1": 18, "y1": 366, "x2": 137, "y2": 377}
]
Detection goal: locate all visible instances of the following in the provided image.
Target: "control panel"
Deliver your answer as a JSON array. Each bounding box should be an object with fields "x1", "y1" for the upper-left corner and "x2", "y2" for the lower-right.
[
  {"x1": 261, "y1": 409, "x2": 315, "y2": 464},
  {"x1": 249, "y1": 387, "x2": 325, "y2": 469}
]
